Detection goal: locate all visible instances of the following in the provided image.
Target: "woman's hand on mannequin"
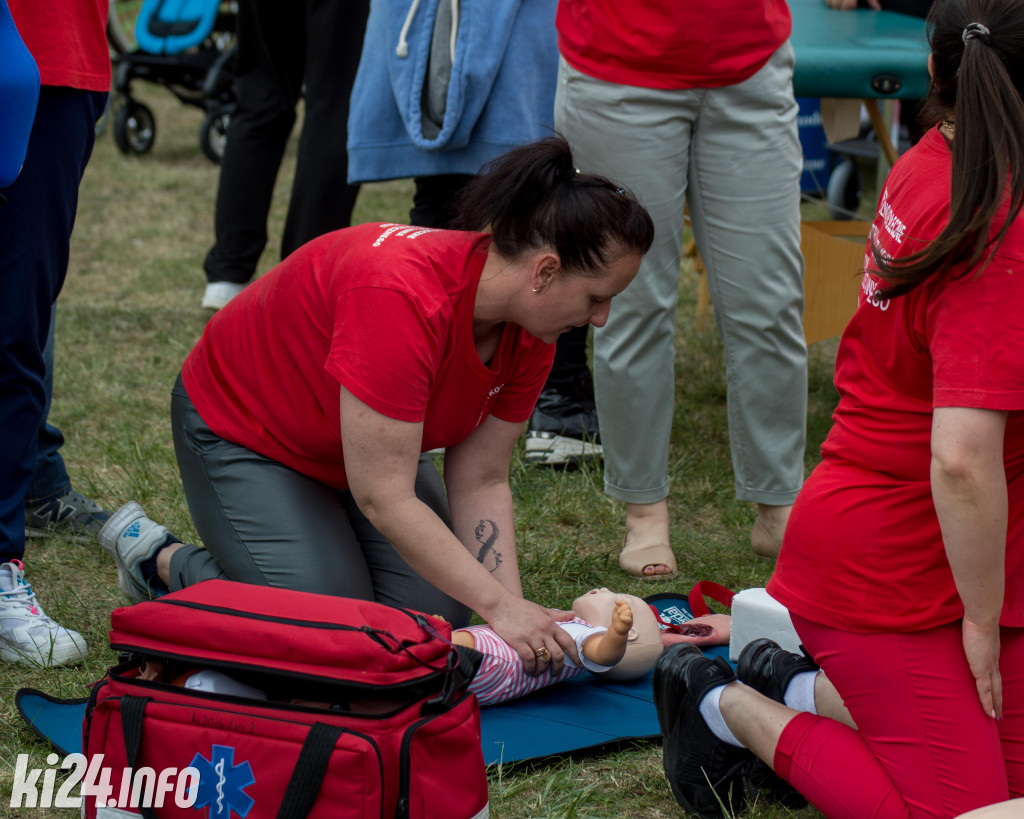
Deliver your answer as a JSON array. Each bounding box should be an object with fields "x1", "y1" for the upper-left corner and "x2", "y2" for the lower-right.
[
  {"x1": 485, "y1": 595, "x2": 577, "y2": 675},
  {"x1": 339, "y1": 387, "x2": 576, "y2": 673},
  {"x1": 443, "y1": 415, "x2": 577, "y2": 672},
  {"x1": 339, "y1": 388, "x2": 529, "y2": 628}
]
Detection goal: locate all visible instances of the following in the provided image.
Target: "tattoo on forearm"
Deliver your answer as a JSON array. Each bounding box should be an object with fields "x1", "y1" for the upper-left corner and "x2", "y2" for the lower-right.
[{"x1": 474, "y1": 519, "x2": 503, "y2": 573}]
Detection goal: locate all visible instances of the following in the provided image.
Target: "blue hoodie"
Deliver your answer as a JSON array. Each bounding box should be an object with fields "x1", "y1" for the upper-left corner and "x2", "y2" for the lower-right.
[
  {"x1": 347, "y1": 0, "x2": 557, "y2": 183},
  {"x1": 0, "y1": 0, "x2": 39, "y2": 188}
]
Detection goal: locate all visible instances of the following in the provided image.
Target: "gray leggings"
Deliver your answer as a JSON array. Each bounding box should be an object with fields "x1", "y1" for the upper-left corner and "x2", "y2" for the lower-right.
[{"x1": 169, "y1": 376, "x2": 470, "y2": 626}]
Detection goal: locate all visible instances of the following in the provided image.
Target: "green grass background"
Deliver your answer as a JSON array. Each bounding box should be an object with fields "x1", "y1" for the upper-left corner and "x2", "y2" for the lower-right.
[{"x1": 0, "y1": 61, "x2": 868, "y2": 817}]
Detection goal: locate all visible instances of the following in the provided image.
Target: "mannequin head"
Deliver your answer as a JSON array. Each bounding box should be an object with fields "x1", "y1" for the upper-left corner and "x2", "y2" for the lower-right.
[{"x1": 571, "y1": 588, "x2": 664, "y2": 681}]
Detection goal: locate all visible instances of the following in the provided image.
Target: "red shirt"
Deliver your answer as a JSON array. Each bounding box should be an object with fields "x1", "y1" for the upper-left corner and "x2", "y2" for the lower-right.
[
  {"x1": 555, "y1": 0, "x2": 791, "y2": 90},
  {"x1": 9, "y1": 0, "x2": 109, "y2": 91},
  {"x1": 769, "y1": 126, "x2": 1024, "y2": 632},
  {"x1": 182, "y1": 224, "x2": 555, "y2": 490}
]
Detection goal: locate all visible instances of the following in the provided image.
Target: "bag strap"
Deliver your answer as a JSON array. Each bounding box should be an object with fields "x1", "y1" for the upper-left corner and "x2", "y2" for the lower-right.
[
  {"x1": 275, "y1": 723, "x2": 344, "y2": 819},
  {"x1": 120, "y1": 694, "x2": 158, "y2": 819},
  {"x1": 121, "y1": 695, "x2": 339, "y2": 819},
  {"x1": 688, "y1": 581, "x2": 736, "y2": 617},
  {"x1": 359, "y1": 613, "x2": 453, "y2": 675},
  {"x1": 422, "y1": 644, "x2": 482, "y2": 714}
]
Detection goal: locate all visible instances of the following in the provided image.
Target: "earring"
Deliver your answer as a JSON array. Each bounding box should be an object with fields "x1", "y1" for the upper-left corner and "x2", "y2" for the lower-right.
[{"x1": 532, "y1": 286, "x2": 542, "y2": 293}]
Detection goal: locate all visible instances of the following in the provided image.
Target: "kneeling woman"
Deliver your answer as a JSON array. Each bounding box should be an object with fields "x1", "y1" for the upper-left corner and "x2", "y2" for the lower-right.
[{"x1": 101, "y1": 136, "x2": 654, "y2": 675}]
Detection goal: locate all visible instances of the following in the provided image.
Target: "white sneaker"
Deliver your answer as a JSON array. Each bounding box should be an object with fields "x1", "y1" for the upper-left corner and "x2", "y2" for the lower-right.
[
  {"x1": 0, "y1": 560, "x2": 88, "y2": 667},
  {"x1": 201, "y1": 281, "x2": 246, "y2": 311},
  {"x1": 98, "y1": 502, "x2": 174, "y2": 602},
  {"x1": 523, "y1": 431, "x2": 603, "y2": 466}
]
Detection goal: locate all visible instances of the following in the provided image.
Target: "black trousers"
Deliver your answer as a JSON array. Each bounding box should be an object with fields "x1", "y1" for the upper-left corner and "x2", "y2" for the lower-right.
[{"x1": 203, "y1": 0, "x2": 369, "y2": 284}]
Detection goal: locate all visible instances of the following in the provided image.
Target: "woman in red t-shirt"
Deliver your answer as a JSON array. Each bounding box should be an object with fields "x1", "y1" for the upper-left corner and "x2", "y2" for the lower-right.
[
  {"x1": 651, "y1": 2, "x2": 1024, "y2": 816},
  {"x1": 98, "y1": 137, "x2": 655, "y2": 676}
]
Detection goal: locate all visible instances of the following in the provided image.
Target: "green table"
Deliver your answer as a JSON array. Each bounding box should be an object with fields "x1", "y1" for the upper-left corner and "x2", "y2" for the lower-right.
[
  {"x1": 790, "y1": 0, "x2": 930, "y2": 166},
  {"x1": 790, "y1": 0, "x2": 930, "y2": 100}
]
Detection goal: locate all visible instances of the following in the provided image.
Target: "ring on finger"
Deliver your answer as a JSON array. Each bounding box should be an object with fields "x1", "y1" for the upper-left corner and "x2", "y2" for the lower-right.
[{"x1": 535, "y1": 646, "x2": 550, "y2": 661}]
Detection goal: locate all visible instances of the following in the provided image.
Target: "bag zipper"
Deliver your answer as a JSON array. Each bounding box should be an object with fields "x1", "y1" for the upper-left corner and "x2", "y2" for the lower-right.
[
  {"x1": 108, "y1": 667, "x2": 432, "y2": 721},
  {"x1": 394, "y1": 706, "x2": 459, "y2": 819},
  {"x1": 106, "y1": 645, "x2": 456, "y2": 702},
  {"x1": 148, "y1": 598, "x2": 433, "y2": 642},
  {"x1": 112, "y1": 600, "x2": 454, "y2": 691}
]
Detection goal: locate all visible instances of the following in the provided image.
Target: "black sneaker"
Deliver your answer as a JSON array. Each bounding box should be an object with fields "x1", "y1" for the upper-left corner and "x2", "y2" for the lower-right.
[
  {"x1": 737, "y1": 638, "x2": 820, "y2": 703},
  {"x1": 524, "y1": 371, "x2": 602, "y2": 467},
  {"x1": 25, "y1": 486, "x2": 110, "y2": 542},
  {"x1": 653, "y1": 644, "x2": 752, "y2": 818},
  {"x1": 737, "y1": 639, "x2": 819, "y2": 809}
]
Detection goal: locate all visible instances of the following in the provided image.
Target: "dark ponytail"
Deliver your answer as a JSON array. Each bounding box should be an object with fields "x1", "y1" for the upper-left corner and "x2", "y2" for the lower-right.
[
  {"x1": 875, "y1": 0, "x2": 1024, "y2": 298},
  {"x1": 450, "y1": 135, "x2": 654, "y2": 275}
]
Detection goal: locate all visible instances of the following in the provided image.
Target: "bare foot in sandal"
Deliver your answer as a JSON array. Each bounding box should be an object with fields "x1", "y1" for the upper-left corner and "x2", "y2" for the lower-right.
[
  {"x1": 750, "y1": 503, "x2": 792, "y2": 559},
  {"x1": 619, "y1": 500, "x2": 678, "y2": 580}
]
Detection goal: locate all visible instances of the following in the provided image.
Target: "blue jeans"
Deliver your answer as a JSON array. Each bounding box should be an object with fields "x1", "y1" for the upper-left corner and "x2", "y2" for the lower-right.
[
  {"x1": 26, "y1": 304, "x2": 72, "y2": 508},
  {"x1": 0, "y1": 86, "x2": 105, "y2": 562}
]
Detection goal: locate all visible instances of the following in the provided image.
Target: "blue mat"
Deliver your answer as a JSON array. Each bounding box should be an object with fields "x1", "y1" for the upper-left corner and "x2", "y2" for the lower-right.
[
  {"x1": 16, "y1": 596, "x2": 730, "y2": 765},
  {"x1": 478, "y1": 592, "x2": 731, "y2": 764},
  {"x1": 15, "y1": 688, "x2": 88, "y2": 758},
  {"x1": 480, "y1": 669, "x2": 660, "y2": 765}
]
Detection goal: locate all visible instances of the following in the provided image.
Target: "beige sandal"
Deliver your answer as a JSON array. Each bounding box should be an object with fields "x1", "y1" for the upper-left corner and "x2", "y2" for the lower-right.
[
  {"x1": 750, "y1": 516, "x2": 783, "y2": 559},
  {"x1": 618, "y1": 539, "x2": 679, "y2": 581}
]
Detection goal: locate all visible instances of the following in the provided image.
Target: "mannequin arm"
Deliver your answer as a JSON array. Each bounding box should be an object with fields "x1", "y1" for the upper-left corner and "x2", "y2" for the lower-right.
[{"x1": 581, "y1": 600, "x2": 633, "y2": 667}]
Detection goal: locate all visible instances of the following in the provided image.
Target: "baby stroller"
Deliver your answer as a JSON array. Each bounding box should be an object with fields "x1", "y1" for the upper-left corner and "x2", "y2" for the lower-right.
[{"x1": 108, "y1": 0, "x2": 237, "y2": 163}]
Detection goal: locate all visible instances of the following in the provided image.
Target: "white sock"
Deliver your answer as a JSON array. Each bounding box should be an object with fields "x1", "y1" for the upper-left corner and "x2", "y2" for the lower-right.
[
  {"x1": 698, "y1": 683, "x2": 744, "y2": 747},
  {"x1": 782, "y1": 670, "x2": 820, "y2": 715}
]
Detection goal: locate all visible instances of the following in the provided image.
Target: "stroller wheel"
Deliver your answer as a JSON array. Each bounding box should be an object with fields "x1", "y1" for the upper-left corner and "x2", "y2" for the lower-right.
[
  {"x1": 113, "y1": 101, "x2": 156, "y2": 156},
  {"x1": 199, "y1": 111, "x2": 231, "y2": 164}
]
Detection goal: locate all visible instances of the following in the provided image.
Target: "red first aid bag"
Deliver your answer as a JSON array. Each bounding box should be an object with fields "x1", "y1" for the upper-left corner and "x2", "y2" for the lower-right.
[{"x1": 82, "y1": 579, "x2": 488, "y2": 819}]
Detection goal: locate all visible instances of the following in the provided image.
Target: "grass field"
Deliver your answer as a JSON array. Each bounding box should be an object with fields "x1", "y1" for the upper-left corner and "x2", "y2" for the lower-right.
[{"x1": 0, "y1": 77, "x2": 854, "y2": 818}]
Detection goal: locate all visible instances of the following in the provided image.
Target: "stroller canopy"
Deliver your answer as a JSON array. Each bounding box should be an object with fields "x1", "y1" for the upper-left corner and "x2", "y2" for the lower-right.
[{"x1": 135, "y1": 0, "x2": 222, "y2": 55}]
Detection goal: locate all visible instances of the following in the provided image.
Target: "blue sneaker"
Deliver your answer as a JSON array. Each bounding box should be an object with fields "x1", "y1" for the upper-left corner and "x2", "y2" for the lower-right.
[
  {"x1": 25, "y1": 486, "x2": 110, "y2": 542},
  {"x1": 98, "y1": 502, "x2": 174, "y2": 602}
]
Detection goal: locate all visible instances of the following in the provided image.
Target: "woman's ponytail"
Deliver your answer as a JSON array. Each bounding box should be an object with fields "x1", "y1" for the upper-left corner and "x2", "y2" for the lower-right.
[
  {"x1": 875, "y1": 0, "x2": 1024, "y2": 298},
  {"x1": 451, "y1": 136, "x2": 654, "y2": 275}
]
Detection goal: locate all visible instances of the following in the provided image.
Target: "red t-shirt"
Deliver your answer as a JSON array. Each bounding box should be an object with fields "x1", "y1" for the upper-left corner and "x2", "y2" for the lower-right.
[
  {"x1": 769, "y1": 126, "x2": 1024, "y2": 632},
  {"x1": 9, "y1": 0, "x2": 110, "y2": 91},
  {"x1": 555, "y1": 0, "x2": 791, "y2": 90},
  {"x1": 182, "y1": 224, "x2": 555, "y2": 490}
]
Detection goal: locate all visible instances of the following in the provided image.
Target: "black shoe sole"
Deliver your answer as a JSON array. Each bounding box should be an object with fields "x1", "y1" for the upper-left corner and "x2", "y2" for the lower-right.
[{"x1": 746, "y1": 759, "x2": 808, "y2": 811}]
